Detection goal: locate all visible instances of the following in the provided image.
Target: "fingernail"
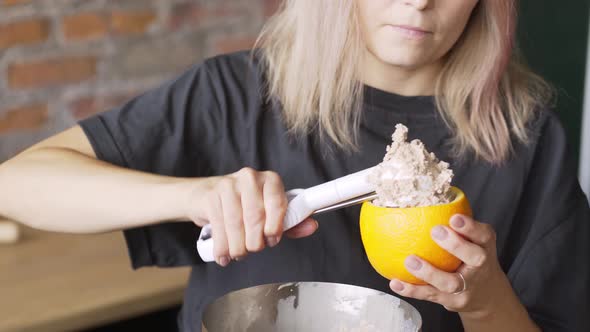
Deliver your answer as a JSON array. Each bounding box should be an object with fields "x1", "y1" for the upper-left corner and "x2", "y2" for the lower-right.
[
  {"x1": 266, "y1": 236, "x2": 279, "y2": 247},
  {"x1": 405, "y1": 256, "x2": 422, "y2": 271},
  {"x1": 218, "y1": 256, "x2": 230, "y2": 266},
  {"x1": 451, "y1": 215, "x2": 465, "y2": 228},
  {"x1": 431, "y1": 225, "x2": 448, "y2": 240},
  {"x1": 390, "y1": 280, "x2": 405, "y2": 292}
]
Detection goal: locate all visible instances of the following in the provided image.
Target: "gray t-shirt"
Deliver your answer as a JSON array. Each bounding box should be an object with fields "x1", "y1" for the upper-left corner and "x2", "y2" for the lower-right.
[{"x1": 80, "y1": 51, "x2": 590, "y2": 332}]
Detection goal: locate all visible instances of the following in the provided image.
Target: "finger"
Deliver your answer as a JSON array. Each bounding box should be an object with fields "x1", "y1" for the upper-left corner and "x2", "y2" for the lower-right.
[
  {"x1": 236, "y1": 168, "x2": 266, "y2": 252},
  {"x1": 218, "y1": 178, "x2": 246, "y2": 260},
  {"x1": 403, "y1": 255, "x2": 465, "y2": 294},
  {"x1": 261, "y1": 171, "x2": 287, "y2": 246},
  {"x1": 390, "y1": 278, "x2": 470, "y2": 313},
  {"x1": 431, "y1": 225, "x2": 489, "y2": 267},
  {"x1": 390, "y1": 279, "x2": 469, "y2": 312},
  {"x1": 285, "y1": 218, "x2": 318, "y2": 238},
  {"x1": 449, "y1": 214, "x2": 496, "y2": 248},
  {"x1": 389, "y1": 279, "x2": 453, "y2": 306},
  {"x1": 207, "y1": 194, "x2": 230, "y2": 267}
]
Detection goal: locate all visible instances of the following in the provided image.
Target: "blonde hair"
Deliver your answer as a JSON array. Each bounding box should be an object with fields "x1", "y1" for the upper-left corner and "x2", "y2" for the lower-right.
[{"x1": 255, "y1": 0, "x2": 552, "y2": 164}]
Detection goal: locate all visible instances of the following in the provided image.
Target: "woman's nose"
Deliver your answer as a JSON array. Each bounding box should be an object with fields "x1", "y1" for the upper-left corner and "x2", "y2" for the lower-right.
[{"x1": 403, "y1": 0, "x2": 430, "y2": 10}]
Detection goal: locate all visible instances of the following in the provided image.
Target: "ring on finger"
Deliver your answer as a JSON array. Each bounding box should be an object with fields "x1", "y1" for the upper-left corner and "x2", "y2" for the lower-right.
[{"x1": 452, "y1": 272, "x2": 467, "y2": 295}]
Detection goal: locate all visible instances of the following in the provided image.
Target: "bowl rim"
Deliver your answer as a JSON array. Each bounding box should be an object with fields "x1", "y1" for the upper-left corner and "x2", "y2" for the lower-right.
[{"x1": 202, "y1": 281, "x2": 423, "y2": 331}]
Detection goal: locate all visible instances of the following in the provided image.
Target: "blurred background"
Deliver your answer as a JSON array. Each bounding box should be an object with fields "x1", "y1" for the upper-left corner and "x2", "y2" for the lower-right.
[
  {"x1": 0, "y1": 1, "x2": 280, "y2": 331},
  {"x1": 0, "y1": 1, "x2": 588, "y2": 332},
  {"x1": 0, "y1": 0, "x2": 279, "y2": 161}
]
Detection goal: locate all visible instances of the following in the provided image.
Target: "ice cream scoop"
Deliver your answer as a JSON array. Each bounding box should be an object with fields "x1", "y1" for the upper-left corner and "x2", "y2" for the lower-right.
[
  {"x1": 197, "y1": 123, "x2": 455, "y2": 263},
  {"x1": 368, "y1": 124, "x2": 453, "y2": 208},
  {"x1": 197, "y1": 167, "x2": 377, "y2": 262}
]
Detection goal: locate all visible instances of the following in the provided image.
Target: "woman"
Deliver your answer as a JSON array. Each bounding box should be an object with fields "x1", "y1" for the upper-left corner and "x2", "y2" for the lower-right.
[{"x1": 1, "y1": 0, "x2": 588, "y2": 331}]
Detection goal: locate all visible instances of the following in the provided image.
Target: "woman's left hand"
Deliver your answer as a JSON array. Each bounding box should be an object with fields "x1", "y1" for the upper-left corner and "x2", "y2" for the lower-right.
[{"x1": 389, "y1": 214, "x2": 514, "y2": 319}]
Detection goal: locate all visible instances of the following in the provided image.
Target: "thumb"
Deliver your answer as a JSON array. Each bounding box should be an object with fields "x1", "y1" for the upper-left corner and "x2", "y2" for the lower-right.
[{"x1": 284, "y1": 218, "x2": 318, "y2": 239}]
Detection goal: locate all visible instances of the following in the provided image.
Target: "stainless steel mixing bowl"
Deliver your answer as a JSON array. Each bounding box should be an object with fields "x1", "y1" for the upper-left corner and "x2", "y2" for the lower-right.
[{"x1": 202, "y1": 282, "x2": 422, "y2": 332}]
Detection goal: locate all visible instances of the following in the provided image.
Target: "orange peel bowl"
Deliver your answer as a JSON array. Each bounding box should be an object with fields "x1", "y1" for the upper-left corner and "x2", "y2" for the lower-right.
[{"x1": 360, "y1": 186, "x2": 472, "y2": 285}]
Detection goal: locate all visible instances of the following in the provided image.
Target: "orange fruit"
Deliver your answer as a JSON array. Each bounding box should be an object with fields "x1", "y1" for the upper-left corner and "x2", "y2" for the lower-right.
[{"x1": 359, "y1": 187, "x2": 472, "y2": 285}]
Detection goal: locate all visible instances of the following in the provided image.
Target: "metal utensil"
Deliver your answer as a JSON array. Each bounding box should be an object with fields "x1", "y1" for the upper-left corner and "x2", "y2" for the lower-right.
[{"x1": 313, "y1": 191, "x2": 378, "y2": 215}]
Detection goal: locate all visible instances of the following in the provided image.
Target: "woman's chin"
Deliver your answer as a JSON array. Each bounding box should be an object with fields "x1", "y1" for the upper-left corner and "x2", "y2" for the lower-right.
[{"x1": 374, "y1": 51, "x2": 429, "y2": 70}]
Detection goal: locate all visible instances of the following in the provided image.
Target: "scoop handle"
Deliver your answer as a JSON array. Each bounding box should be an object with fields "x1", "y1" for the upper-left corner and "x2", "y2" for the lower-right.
[
  {"x1": 196, "y1": 167, "x2": 376, "y2": 262},
  {"x1": 0, "y1": 221, "x2": 20, "y2": 244},
  {"x1": 196, "y1": 189, "x2": 307, "y2": 262}
]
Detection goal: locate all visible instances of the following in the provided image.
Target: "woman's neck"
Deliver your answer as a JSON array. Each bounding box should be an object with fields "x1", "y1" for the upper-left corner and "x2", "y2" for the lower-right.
[{"x1": 361, "y1": 51, "x2": 443, "y2": 96}]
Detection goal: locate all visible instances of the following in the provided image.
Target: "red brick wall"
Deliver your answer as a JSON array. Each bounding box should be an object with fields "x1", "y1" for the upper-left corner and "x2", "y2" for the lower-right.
[{"x1": 0, "y1": 0, "x2": 280, "y2": 161}]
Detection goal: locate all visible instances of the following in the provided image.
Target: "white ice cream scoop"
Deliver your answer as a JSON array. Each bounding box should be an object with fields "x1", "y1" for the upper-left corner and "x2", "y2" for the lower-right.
[{"x1": 196, "y1": 167, "x2": 377, "y2": 262}]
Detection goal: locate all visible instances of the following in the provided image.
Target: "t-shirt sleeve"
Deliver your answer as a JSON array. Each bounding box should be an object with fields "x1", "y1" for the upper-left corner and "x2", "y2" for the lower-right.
[
  {"x1": 79, "y1": 62, "x2": 225, "y2": 268},
  {"x1": 506, "y1": 112, "x2": 590, "y2": 331}
]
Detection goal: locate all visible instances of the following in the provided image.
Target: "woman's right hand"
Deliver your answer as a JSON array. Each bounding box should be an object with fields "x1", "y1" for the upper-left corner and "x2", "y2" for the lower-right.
[{"x1": 187, "y1": 167, "x2": 318, "y2": 266}]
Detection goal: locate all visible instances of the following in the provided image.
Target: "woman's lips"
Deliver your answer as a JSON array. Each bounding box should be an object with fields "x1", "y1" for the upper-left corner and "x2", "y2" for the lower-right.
[{"x1": 387, "y1": 25, "x2": 431, "y2": 40}]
